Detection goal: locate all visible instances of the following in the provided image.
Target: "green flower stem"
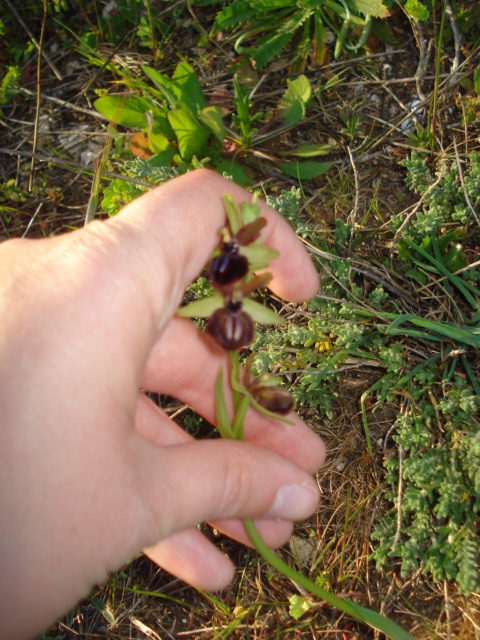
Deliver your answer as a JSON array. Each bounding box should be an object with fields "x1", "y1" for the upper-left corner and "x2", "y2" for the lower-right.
[{"x1": 221, "y1": 353, "x2": 416, "y2": 640}]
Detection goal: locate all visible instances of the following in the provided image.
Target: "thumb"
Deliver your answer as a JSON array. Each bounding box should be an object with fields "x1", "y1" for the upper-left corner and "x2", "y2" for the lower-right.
[{"x1": 134, "y1": 437, "x2": 320, "y2": 544}]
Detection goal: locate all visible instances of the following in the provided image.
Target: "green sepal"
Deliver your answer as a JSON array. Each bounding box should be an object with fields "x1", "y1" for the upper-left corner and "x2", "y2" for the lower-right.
[
  {"x1": 241, "y1": 244, "x2": 280, "y2": 270},
  {"x1": 176, "y1": 295, "x2": 223, "y2": 318},
  {"x1": 243, "y1": 298, "x2": 284, "y2": 325},
  {"x1": 222, "y1": 194, "x2": 243, "y2": 234},
  {"x1": 230, "y1": 374, "x2": 294, "y2": 426},
  {"x1": 250, "y1": 395, "x2": 295, "y2": 425}
]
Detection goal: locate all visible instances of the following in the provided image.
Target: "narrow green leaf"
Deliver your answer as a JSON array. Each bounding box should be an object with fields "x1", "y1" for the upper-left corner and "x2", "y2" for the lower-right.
[
  {"x1": 142, "y1": 66, "x2": 180, "y2": 107},
  {"x1": 404, "y1": 268, "x2": 428, "y2": 284},
  {"x1": 168, "y1": 109, "x2": 209, "y2": 160},
  {"x1": 401, "y1": 236, "x2": 480, "y2": 310},
  {"x1": 215, "y1": 367, "x2": 233, "y2": 439},
  {"x1": 231, "y1": 395, "x2": 250, "y2": 440},
  {"x1": 474, "y1": 65, "x2": 480, "y2": 96},
  {"x1": 176, "y1": 295, "x2": 223, "y2": 318},
  {"x1": 386, "y1": 314, "x2": 480, "y2": 348},
  {"x1": 279, "y1": 143, "x2": 335, "y2": 158},
  {"x1": 277, "y1": 160, "x2": 332, "y2": 180}
]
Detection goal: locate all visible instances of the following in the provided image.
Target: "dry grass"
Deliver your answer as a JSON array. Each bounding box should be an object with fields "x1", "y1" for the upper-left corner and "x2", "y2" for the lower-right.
[{"x1": 1, "y1": 2, "x2": 480, "y2": 639}]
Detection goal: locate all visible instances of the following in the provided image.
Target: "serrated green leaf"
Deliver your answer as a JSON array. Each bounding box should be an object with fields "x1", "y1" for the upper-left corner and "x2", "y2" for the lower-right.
[
  {"x1": 277, "y1": 160, "x2": 332, "y2": 180},
  {"x1": 176, "y1": 295, "x2": 223, "y2": 318},
  {"x1": 251, "y1": 31, "x2": 294, "y2": 69},
  {"x1": 94, "y1": 96, "x2": 153, "y2": 128},
  {"x1": 243, "y1": 298, "x2": 285, "y2": 325},
  {"x1": 213, "y1": 2, "x2": 258, "y2": 32},
  {"x1": 404, "y1": 0, "x2": 429, "y2": 21},
  {"x1": 199, "y1": 105, "x2": 225, "y2": 143},
  {"x1": 351, "y1": 0, "x2": 390, "y2": 18},
  {"x1": 289, "y1": 594, "x2": 316, "y2": 620},
  {"x1": 168, "y1": 109, "x2": 209, "y2": 160},
  {"x1": 279, "y1": 143, "x2": 335, "y2": 158}
]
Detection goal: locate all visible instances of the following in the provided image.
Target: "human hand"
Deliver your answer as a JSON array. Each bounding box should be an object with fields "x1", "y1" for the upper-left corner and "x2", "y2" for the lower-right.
[{"x1": 0, "y1": 170, "x2": 325, "y2": 640}]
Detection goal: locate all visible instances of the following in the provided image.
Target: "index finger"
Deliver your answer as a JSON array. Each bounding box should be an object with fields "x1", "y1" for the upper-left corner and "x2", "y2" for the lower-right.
[{"x1": 114, "y1": 169, "x2": 319, "y2": 304}]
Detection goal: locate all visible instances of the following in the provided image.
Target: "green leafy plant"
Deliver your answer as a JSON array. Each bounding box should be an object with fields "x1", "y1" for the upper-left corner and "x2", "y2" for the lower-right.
[
  {"x1": 179, "y1": 193, "x2": 415, "y2": 639},
  {"x1": 93, "y1": 64, "x2": 335, "y2": 215},
  {"x1": 0, "y1": 66, "x2": 20, "y2": 108},
  {"x1": 231, "y1": 73, "x2": 333, "y2": 179},
  {"x1": 368, "y1": 151, "x2": 480, "y2": 594},
  {"x1": 250, "y1": 148, "x2": 480, "y2": 597},
  {"x1": 76, "y1": 0, "x2": 174, "y2": 52},
  {"x1": 94, "y1": 59, "x2": 225, "y2": 165},
  {"x1": 203, "y1": 0, "x2": 389, "y2": 68}
]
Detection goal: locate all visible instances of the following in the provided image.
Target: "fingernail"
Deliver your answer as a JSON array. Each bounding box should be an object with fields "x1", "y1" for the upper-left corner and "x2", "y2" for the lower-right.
[{"x1": 267, "y1": 483, "x2": 319, "y2": 520}]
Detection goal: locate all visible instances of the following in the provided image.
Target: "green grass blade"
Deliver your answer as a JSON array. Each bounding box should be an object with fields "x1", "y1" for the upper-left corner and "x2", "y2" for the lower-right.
[{"x1": 401, "y1": 236, "x2": 480, "y2": 310}]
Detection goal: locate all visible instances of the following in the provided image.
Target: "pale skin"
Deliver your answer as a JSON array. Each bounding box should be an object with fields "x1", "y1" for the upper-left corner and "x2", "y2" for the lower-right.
[{"x1": 0, "y1": 170, "x2": 326, "y2": 640}]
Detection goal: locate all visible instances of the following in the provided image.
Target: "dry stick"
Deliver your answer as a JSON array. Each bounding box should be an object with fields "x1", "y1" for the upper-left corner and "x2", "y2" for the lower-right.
[
  {"x1": 22, "y1": 203, "x2": 43, "y2": 238},
  {"x1": 85, "y1": 131, "x2": 114, "y2": 225},
  {"x1": 0, "y1": 147, "x2": 149, "y2": 187},
  {"x1": 391, "y1": 165, "x2": 446, "y2": 256},
  {"x1": 444, "y1": 580, "x2": 452, "y2": 640},
  {"x1": 445, "y1": 1, "x2": 462, "y2": 83},
  {"x1": 452, "y1": 137, "x2": 480, "y2": 228},
  {"x1": 28, "y1": 0, "x2": 48, "y2": 193},
  {"x1": 391, "y1": 403, "x2": 408, "y2": 554},
  {"x1": 4, "y1": 0, "x2": 63, "y2": 82},
  {"x1": 20, "y1": 87, "x2": 108, "y2": 121},
  {"x1": 347, "y1": 146, "x2": 360, "y2": 247}
]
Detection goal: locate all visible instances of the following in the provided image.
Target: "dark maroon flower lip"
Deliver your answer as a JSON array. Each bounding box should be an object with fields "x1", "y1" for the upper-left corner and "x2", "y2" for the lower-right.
[
  {"x1": 208, "y1": 246, "x2": 249, "y2": 287},
  {"x1": 250, "y1": 386, "x2": 294, "y2": 415},
  {"x1": 205, "y1": 305, "x2": 254, "y2": 351}
]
